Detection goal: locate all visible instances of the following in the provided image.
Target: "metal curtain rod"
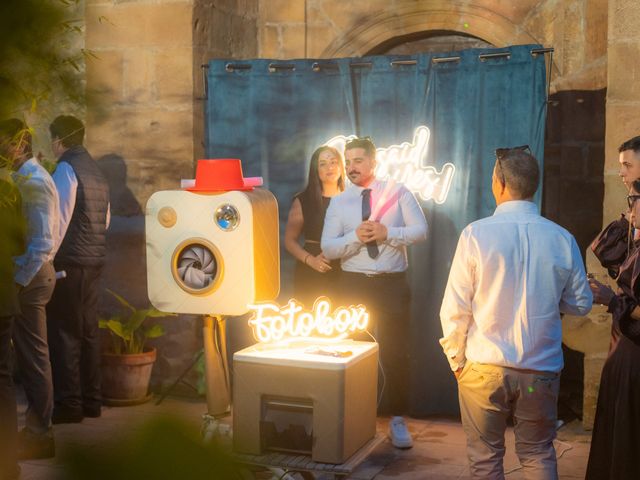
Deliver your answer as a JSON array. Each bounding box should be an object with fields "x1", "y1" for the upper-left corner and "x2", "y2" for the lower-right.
[
  {"x1": 312, "y1": 62, "x2": 339, "y2": 72},
  {"x1": 391, "y1": 59, "x2": 417, "y2": 67},
  {"x1": 432, "y1": 56, "x2": 461, "y2": 64},
  {"x1": 350, "y1": 62, "x2": 372, "y2": 68},
  {"x1": 268, "y1": 63, "x2": 296, "y2": 72},
  {"x1": 479, "y1": 51, "x2": 511, "y2": 61},
  {"x1": 202, "y1": 47, "x2": 555, "y2": 99},
  {"x1": 225, "y1": 63, "x2": 251, "y2": 72},
  {"x1": 201, "y1": 64, "x2": 209, "y2": 99}
]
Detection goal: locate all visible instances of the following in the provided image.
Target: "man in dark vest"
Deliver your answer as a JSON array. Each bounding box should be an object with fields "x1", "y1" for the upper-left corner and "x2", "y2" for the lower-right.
[{"x1": 47, "y1": 115, "x2": 110, "y2": 423}]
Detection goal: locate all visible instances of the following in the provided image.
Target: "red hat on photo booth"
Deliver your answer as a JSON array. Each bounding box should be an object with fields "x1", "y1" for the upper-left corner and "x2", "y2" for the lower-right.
[{"x1": 185, "y1": 159, "x2": 263, "y2": 192}]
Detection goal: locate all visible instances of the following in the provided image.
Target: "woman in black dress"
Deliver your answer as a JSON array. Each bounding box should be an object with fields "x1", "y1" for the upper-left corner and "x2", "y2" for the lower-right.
[
  {"x1": 285, "y1": 146, "x2": 345, "y2": 307},
  {"x1": 586, "y1": 178, "x2": 640, "y2": 479}
]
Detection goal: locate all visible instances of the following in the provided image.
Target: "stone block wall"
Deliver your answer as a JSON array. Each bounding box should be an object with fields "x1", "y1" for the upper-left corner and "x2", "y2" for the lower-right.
[
  {"x1": 604, "y1": 0, "x2": 640, "y2": 222},
  {"x1": 256, "y1": 0, "x2": 607, "y2": 96},
  {"x1": 84, "y1": 0, "x2": 258, "y2": 393},
  {"x1": 85, "y1": 0, "x2": 195, "y2": 207}
]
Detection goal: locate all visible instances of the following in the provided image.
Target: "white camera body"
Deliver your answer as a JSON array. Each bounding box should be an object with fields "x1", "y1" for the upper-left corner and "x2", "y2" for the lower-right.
[{"x1": 145, "y1": 188, "x2": 279, "y2": 316}]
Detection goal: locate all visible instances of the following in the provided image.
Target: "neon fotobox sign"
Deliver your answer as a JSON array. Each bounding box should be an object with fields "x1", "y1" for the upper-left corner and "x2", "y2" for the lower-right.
[
  {"x1": 325, "y1": 126, "x2": 455, "y2": 204},
  {"x1": 247, "y1": 297, "x2": 369, "y2": 343}
]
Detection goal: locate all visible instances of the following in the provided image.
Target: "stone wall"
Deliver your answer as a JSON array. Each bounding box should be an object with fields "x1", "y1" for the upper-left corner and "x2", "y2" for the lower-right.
[
  {"x1": 84, "y1": 0, "x2": 258, "y2": 393},
  {"x1": 562, "y1": 0, "x2": 640, "y2": 430},
  {"x1": 604, "y1": 0, "x2": 640, "y2": 222},
  {"x1": 257, "y1": 0, "x2": 607, "y2": 93}
]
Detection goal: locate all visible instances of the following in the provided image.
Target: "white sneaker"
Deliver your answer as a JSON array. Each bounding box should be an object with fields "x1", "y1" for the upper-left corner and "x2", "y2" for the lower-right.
[{"x1": 389, "y1": 416, "x2": 413, "y2": 449}]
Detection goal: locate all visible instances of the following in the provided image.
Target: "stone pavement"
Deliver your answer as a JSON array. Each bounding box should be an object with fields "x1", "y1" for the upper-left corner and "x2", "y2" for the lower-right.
[{"x1": 18, "y1": 391, "x2": 592, "y2": 479}]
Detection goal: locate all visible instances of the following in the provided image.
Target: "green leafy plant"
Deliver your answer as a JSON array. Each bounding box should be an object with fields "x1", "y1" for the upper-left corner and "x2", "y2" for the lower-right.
[{"x1": 100, "y1": 289, "x2": 173, "y2": 355}]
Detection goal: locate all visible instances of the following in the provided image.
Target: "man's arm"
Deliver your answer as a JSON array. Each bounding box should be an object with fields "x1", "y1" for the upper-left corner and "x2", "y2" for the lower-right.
[
  {"x1": 385, "y1": 187, "x2": 428, "y2": 246},
  {"x1": 439, "y1": 228, "x2": 475, "y2": 372},
  {"x1": 321, "y1": 196, "x2": 361, "y2": 260},
  {"x1": 14, "y1": 176, "x2": 58, "y2": 286},
  {"x1": 52, "y1": 161, "x2": 77, "y2": 246},
  {"x1": 559, "y1": 236, "x2": 593, "y2": 315}
]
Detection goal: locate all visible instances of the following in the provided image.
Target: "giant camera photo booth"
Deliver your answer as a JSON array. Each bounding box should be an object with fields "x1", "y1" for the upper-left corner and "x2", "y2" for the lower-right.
[
  {"x1": 146, "y1": 159, "x2": 280, "y2": 418},
  {"x1": 145, "y1": 159, "x2": 378, "y2": 463}
]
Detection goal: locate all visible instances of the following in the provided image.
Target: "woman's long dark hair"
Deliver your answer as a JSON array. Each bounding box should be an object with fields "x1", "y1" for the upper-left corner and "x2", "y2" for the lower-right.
[{"x1": 297, "y1": 145, "x2": 345, "y2": 210}]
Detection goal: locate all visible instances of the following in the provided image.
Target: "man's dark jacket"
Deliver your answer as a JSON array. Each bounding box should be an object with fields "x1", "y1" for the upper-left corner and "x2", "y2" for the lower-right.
[{"x1": 55, "y1": 145, "x2": 109, "y2": 268}]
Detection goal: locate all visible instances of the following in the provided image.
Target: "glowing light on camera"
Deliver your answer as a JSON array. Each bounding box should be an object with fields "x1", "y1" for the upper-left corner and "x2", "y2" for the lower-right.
[
  {"x1": 325, "y1": 125, "x2": 455, "y2": 204},
  {"x1": 247, "y1": 297, "x2": 369, "y2": 343}
]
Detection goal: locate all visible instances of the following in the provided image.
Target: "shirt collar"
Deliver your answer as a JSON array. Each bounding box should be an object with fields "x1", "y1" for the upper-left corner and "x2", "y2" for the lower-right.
[
  {"x1": 353, "y1": 178, "x2": 382, "y2": 193},
  {"x1": 493, "y1": 200, "x2": 538, "y2": 216},
  {"x1": 16, "y1": 157, "x2": 38, "y2": 176}
]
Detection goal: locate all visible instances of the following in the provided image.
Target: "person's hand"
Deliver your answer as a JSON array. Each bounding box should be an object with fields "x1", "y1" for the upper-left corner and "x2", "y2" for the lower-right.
[
  {"x1": 356, "y1": 221, "x2": 387, "y2": 243},
  {"x1": 356, "y1": 222, "x2": 371, "y2": 243},
  {"x1": 364, "y1": 221, "x2": 387, "y2": 242},
  {"x1": 306, "y1": 253, "x2": 332, "y2": 273},
  {"x1": 589, "y1": 278, "x2": 615, "y2": 306}
]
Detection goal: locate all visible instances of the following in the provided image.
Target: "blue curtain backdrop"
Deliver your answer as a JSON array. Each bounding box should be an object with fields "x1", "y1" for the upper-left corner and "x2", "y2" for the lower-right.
[{"x1": 206, "y1": 44, "x2": 547, "y2": 415}]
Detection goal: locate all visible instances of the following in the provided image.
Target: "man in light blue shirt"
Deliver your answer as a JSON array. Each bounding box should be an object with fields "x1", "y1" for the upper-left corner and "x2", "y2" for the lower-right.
[
  {"x1": 322, "y1": 136, "x2": 427, "y2": 449},
  {"x1": 440, "y1": 146, "x2": 592, "y2": 479},
  {"x1": 0, "y1": 118, "x2": 59, "y2": 460}
]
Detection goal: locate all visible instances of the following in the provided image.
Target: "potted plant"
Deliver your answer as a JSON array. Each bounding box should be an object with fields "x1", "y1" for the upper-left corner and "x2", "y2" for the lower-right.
[{"x1": 99, "y1": 289, "x2": 173, "y2": 405}]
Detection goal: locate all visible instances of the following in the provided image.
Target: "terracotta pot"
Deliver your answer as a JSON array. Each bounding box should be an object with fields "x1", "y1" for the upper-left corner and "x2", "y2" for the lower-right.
[{"x1": 101, "y1": 348, "x2": 157, "y2": 406}]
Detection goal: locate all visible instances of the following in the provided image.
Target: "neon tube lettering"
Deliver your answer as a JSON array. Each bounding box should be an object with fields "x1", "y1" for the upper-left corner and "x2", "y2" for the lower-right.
[
  {"x1": 247, "y1": 297, "x2": 369, "y2": 343},
  {"x1": 325, "y1": 125, "x2": 455, "y2": 203}
]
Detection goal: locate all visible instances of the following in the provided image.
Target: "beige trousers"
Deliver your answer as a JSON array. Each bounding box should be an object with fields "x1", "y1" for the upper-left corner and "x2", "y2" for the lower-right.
[{"x1": 457, "y1": 362, "x2": 560, "y2": 480}]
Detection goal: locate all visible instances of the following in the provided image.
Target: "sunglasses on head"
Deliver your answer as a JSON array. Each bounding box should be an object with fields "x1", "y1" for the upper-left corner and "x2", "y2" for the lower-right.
[{"x1": 494, "y1": 145, "x2": 531, "y2": 185}]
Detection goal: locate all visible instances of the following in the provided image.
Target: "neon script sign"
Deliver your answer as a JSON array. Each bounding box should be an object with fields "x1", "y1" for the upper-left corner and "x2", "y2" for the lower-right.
[
  {"x1": 247, "y1": 297, "x2": 369, "y2": 343},
  {"x1": 325, "y1": 126, "x2": 455, "y2": 204}
]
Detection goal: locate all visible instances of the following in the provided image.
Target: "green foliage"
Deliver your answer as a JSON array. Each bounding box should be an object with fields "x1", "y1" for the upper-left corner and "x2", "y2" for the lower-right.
[
  {"x1": 62, "y1": 416, "x2": 243, "y2": 480},
  {"x1": 99, "y1": 290, "x2": 174, "y2": 355},
  {"x1": 194, "y1": 349, "x2": 206, "y2": 395},
  {"x1": 0, "y1": 0, "x2": 86, "y2": 118}
]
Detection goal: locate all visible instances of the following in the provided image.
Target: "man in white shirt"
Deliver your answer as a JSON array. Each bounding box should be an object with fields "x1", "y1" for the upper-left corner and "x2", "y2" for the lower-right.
[
  {"x1": 0, "y1": 118, "x2": 60, "y2": 460},
  {"x1": 439, "y1": 146, "x2": 592, "y2": 479},
  {"x1": 322, "y1": 137, "x2": 427, "y2": 448}
]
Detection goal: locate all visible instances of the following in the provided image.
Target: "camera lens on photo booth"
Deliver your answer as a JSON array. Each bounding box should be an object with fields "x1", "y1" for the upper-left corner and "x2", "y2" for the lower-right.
[
  {"x1": 215, "y1": 204, "x2": 240, "y2": 231},
  {"x1": 176, "y1": 243, "x2": 218, "y2": 290}
]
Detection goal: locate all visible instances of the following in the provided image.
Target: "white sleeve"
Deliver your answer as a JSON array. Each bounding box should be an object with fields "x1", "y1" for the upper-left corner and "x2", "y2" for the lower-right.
[
  {"x1": 439, "y1": 228, "x2": 476, "y2": 371},
  {"x1": 52, "y1": 162, "x2": 78, "y2": 247},
  {"x1": 321, "y1": 197, "x2": 361, "y2": 260},
  {"x1": 386, "y1": 187, "x2": 428, "y2": 246},
  {"x1": 559, "y1": 236, "x2": 593, "y2": 315}
]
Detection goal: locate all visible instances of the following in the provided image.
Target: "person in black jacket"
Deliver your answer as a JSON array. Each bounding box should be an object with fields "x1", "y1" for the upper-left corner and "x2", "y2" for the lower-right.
[
  {"x1": 586, "y1": 179, "x2": 640, "y2": 479},
  {"x1": 47, "y1": 115, "x2": 110, "y2": 424}
]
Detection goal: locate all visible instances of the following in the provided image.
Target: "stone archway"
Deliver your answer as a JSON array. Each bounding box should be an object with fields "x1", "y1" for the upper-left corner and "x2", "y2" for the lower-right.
[{"x1": 320, "y1": 3, "x2": 541, "y2": 58}]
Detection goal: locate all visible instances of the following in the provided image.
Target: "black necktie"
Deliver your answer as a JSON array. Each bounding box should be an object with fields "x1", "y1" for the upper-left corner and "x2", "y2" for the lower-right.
[{"x1": 361, "y1": 189, "x2": 379, "y2": 259}]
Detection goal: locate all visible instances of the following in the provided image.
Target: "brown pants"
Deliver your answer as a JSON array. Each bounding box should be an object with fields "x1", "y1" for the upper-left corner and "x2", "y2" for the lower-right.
[{"x1": 458, "y1": 363, "x2": 560, "y2": 480}]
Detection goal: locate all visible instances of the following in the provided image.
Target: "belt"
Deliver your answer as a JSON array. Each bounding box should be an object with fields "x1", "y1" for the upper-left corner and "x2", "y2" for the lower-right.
[{"x1": 343, "y1": 270, "x2": 405, "y2": 279}]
